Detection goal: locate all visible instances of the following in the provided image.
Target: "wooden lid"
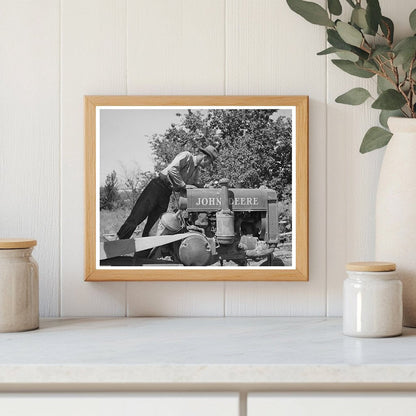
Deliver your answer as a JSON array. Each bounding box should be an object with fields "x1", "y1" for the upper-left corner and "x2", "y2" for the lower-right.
[
  {"x1": 346, "y1": 261, "x2": 396, "y2": 272},
  {"x1": 0, "y1": 239, "x2": 37, "y2": 249}
]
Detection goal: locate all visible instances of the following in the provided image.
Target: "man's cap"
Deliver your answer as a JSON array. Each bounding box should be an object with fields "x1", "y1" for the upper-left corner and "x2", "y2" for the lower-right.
[{"x1": 199, "y1": 145, "x2": 218, "y2": 162}]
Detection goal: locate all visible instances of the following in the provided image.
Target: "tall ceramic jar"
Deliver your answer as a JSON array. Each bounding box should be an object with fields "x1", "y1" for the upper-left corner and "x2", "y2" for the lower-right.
[
  {"x1": 375, "y1": 117, "x2": 416, "y2": 327},
  {"x1": 0, "y1": 239, "x2": 39, "y2": 332}
]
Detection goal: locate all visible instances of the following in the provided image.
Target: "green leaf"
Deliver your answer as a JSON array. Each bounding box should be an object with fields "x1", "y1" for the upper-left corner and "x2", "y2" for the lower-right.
[
  {"x1": 410, "y1": 9, "x2": 416, "y2": 32},
  {"x1": 317, "y1": 46, "x2": 338, "y2": 55},
  {"x1": 317, "y1": 46, "x2": 359, "y2": 61},
  {"x1": 393, "y1": 36, "x2": 416, "y2": 67},
  {"x1": 328, "y1": 0, "x2": 342, "y2": 16},
  {"x1": 366, "y1": 0, "x2": 382, "y2": 35},
  {"x1": 336, "y1": 21, "x2": 363, "y2": 47},
  {"x1": 376, "y1": 67, "x2": 403, "y2": 94},
  {"x1": 362, "y1": 59, "x2": 379, "y2": 71},
  {"x1": 377, "y1": 76, "x2": 392, "y2": 94},
  {"x1": 379, "y1": 110, "x2": 403, "y2": 129},
  {"x1": 372, "y1": 89, "x2": 407, "y2": 110},
  {"x1": 327, "y1": 28, "x2": 350, "y2": 49},
  {"x1": 380, "y1": 16, "x2": 394, "y2": 43},
  {"x1": 335, "y1": 87, "x2": 371, "y2": 105},
  {"x1": 394, "y1": 36, "x2": 416, "y2": 52},
  {"x1": 351, "y1": 7, "x2": 369, "y2": 32},
  {"x1": 327, "y1": 29, "x2": 368, "y2": 59},
  {"x1": 372, "y1": 45, "x2": 391, "y2": 58},
  {"x1": 287, "y1": 0, "x2": 334, "y2": 26},
  {"x1": 332, "y1": 59, "x2": 375, "y2": 78},
  {"x1": 335, "y1": 50, "x2": 359, "y2": 62},
  {"x1": 360, "y1": 127, "x2": 392, "y2": 153}
]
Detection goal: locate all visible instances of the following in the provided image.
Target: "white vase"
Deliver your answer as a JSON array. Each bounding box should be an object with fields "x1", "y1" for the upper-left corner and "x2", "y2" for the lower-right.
[{"x1": 375, "y1": 117, "x2": 416, "y2": 327}]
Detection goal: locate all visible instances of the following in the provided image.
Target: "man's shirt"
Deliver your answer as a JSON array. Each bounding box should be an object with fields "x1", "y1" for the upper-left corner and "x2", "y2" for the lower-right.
[{"x1": 160, "y1": 151, "x2": 200, "y2": 190}]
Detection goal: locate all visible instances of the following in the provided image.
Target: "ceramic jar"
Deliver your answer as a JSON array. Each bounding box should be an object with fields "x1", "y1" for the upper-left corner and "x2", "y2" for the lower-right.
[
  {"x1": 0, "y1": 239, "x2": 39, "y2": 332},
  {"x1": 375, "y1": 117, "x2": 416, "y2": 327},
  {"x1": 343, "y1": 262, "x2": 402, "y2": 338}
]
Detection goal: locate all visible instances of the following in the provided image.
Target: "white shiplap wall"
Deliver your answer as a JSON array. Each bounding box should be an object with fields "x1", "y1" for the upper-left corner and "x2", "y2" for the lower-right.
[
  {"x1": 0, "y1": 0, "x2": 61, "y2": 316},
  {"x1": 1, "y1": 0, "x2": 412, "y2": 317}
]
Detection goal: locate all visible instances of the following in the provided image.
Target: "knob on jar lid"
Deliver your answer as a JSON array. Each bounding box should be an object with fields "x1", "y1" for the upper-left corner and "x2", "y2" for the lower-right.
[
  {"x1": 346, "y1": 261, "x2": 396, "y2": 272},
  {"x1": 0, "y1": 239, "x2": 37, "y2": 249}
]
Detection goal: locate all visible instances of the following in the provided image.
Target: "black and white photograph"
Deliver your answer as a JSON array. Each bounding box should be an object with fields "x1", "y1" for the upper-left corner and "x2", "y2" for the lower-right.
[{"x1": 97, "y1": 105, "x2": 295, "y2": 270}]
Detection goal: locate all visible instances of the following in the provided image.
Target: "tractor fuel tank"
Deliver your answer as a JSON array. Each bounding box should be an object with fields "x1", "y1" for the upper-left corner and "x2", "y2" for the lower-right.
[{"x1": 216, "y1": 178, "x2": 234, "y2": 245}]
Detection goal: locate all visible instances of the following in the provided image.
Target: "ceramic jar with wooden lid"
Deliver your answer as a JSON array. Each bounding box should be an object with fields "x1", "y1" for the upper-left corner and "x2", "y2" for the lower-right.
[
  {"x1": 0, "y1": 239, "x2": 39, "y2": 332},
  {"x1": 343, "y1": 261, "x2": 402, "y2": 338}
]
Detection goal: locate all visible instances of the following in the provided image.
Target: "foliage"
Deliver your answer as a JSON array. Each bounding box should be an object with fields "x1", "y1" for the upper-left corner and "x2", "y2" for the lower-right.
[
  {"x1": 119, "y1": 163, "x2": 155, "y2": 210},
  {"x1": 149, "y1": 109, "x2": 292, "y2": 200},
  {"x1": 100, "y1": 170, "x2": 120, "y2": 211},
  {"x1": 287, "y1": 0, "x2": 416, "y2": 153},
  {"x1": 100, "y1": 206, "x2": 132, "y2": 237},
  {"x1": 277, "y1": 197, "x2": 292, "y2": 234}
]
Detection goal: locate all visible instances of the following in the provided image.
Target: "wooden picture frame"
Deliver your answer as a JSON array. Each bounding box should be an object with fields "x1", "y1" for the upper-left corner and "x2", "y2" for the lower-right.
[{"x1": 85, "y1": 96, "x2": 308, "y2": 281}]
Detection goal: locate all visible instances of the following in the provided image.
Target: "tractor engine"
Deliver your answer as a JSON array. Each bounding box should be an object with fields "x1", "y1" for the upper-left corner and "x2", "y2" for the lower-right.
[{"x1": 175, "y1": 178, "x2": 279, "y2": 266}]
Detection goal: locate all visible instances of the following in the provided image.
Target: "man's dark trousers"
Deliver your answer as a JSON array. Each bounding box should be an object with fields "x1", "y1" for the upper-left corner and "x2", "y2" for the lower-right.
[{"x1": 117, "y1": 177, "x2": 172, "y2": 239}]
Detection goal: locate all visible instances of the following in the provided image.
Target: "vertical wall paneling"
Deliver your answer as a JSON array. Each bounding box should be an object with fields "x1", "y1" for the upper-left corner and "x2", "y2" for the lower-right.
[
  {"x1": 224, "y1": 0, "x2": 327, "y2": 315},
  {"x1": 61, "y1": 0, "x2": 127, "y2": 316},
  {"x1": 127, "y1": 0, "x2": 226, "y2": 95},
  {"x1": 326, "y1": 0, "x2": 416, "y2": 316},
  {"x1": 4, "y1": 1, "x2": 411, "y2": 316},
  {"x1": 0, "y1": 0, "x2": 60, "y2": 316},
  {"x1": 127, "y1": 282, "x2": 225, "y2": 317},
  {"x1": 126, "y1": 0, "x2": 226, "y2": 316}
]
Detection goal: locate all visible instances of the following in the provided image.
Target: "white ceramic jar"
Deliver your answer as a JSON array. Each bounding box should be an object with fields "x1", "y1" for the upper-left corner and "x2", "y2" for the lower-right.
[
  {"x1": 0, "y1": 239, "x2": 39, "y2": 332},
  {"x1": 343, "y1": 262, "x2": 402, "y2": 338}
]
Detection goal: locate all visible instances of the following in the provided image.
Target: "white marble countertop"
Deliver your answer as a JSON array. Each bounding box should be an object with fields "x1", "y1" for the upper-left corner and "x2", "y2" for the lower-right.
[{"x1": 1, "y1": 317, "x2": 416, "y2": 390}]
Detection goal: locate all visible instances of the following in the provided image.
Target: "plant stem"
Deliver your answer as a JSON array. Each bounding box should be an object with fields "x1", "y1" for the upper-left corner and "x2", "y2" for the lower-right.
[
  {"x1": 390, "y1": 59, "x2": 400, "y2": 85},
  {"x1": 376, "y1": 57, "x2": 399, "y2": 89},
  {"x1": 408, "y1": 57, "x2": 416, "y2": 117},
  {"x1": 397, "y1": 79, "x2": 412, "y2": 118}
]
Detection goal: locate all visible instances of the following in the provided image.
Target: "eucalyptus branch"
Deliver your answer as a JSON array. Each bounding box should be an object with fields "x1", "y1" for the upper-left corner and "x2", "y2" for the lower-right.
[
  {"x1": 375, "y1": 56, "x2": 386, "y2": 73},
  {"x1": 408, "y1": 56, "x2": 416, "y2": 117},
  {"x1": 375, "y1": 32, "x2": 390, "y2": 47},
  {"x1": 286, "y1": 0, "x2": 416, "y2": 152},
  {"x1": 362, "y1": 37, "x2": 372, "y2": 53},
  {"x1": 384, "y1": 57, "x2": 398, "y2": 74},
  {"x1": 378, "y1": 22, "x2": 393, "y2": 48},
  {"x1": 360, "y1": 43, "x2": 372, "y2": 54},
  {"x1": 376, "y1": 58, "x2": 399, "y2": 89},
  {"x1": 397, "y1": 80, "x2": 413, "y2": 117},
  {"x1": 390, "y1": 59, "x2": 400, "y2": 85}
]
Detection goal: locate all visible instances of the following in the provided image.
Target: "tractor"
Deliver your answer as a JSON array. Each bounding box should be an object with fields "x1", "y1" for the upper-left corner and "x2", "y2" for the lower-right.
[{"x1": 100, "y1": 179, "x2": 284, "y2": 267}]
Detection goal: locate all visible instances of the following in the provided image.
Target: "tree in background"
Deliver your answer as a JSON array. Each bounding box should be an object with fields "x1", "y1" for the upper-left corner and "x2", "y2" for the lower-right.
[
  {"x1": 119, "y1": 163, "x2": 156, "y2": 210},
  {"x1": 100, "y1": 170, "x2": 120, "y2": 210},
  {"x1": 149, "y1": 109, "x2": 292, "y2": 201}
]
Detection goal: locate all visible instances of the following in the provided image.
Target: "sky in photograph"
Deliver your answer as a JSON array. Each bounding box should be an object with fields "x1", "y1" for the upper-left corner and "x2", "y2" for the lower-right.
[
  {"x1": 99, "y1": 107, "x2": 293, "y2": 186},
  {"x1": 100, "y1": 109, "x2": 180, "y2": 186}
]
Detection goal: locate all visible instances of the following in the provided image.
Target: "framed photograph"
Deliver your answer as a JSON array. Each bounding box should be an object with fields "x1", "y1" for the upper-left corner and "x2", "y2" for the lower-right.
[{"x1": 85, "y1": 96, "x2": 308, "y2": 281}]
